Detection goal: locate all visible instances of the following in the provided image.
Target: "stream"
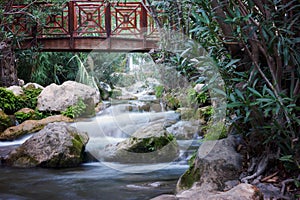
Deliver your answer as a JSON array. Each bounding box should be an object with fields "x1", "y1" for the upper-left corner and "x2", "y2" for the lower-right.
[{"x1": 0, "y1": 102, "x2": 201, "y2": 200}]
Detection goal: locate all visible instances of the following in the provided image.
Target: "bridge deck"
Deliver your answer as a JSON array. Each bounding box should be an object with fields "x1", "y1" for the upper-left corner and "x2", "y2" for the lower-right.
[{"x1": 11, "y1": 0, "x2": 160, "y2": 52}]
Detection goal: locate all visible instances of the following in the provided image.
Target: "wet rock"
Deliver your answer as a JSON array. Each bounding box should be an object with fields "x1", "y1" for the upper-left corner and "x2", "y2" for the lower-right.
[
  {"x1": 152, "y1": 136, "x2": 262, "y2": 200},
  {"x1": 0, "y1": 145, "x2": 18, "y2": 161},
  {"x1": 95, "y1": 102, "x2": 111, "y2": 113},
  {"x1": 177, "y1": 136, "x2": 242, "y2": 192},
  {"x1": 102, "y1": 122, "x2": 179, "y2": 163},
  {"x1": 4, "y1": 122, "x2": 89, "y2": 168},
  {"x1": 37, "y1": 81, "x2": 100, "y2": 112},
  {"x1": 98, "y1": 82, "x2": 111, "y2": 100},
  {"x1": 0, "y1": 115, "x2": 73, "y2": 141},
  {"x1": 151, "y1": 103, "x2": 163, "y2": 112},
  {"x1": 166, "y1": 120, "x2": 200, "y2": 140},
  {"x1": 6, "y1": 86, "x2": 24, "y2": 96}
]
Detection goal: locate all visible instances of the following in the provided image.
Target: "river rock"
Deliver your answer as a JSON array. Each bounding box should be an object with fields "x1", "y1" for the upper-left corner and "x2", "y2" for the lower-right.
[
  {"x1": 151, "y1": 136, "x2": 262, "y2": 200},
  {"x1": 102, "y1": 122, "x2": 179, "y2": 163},
  {"x1": 4, "y1": 122, "x2": 89, "y2": 168},
  {"x1": 37, "y1": 81, "x2": 100, "y2": 112},
  {"x1": 177, "y1": 135, "x2": 242, "y2": 192},
  {"x1": 6, "y1": 85, "x2": 24, "y2": 96},
  {"x1": 0, "y1": 115, "x2": 73, "y2": 141}
]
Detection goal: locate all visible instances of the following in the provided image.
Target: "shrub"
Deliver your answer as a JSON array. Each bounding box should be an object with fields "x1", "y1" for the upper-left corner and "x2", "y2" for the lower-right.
[
  {"x1": 155, "y1": 85, "x2": 164, "y2": 98},
  {"x1": 0, "y1": 88, "x2": 22, "y2": 114},
  {"x1": 61, "y1": 98, "x2": 87, "y2": 118}
]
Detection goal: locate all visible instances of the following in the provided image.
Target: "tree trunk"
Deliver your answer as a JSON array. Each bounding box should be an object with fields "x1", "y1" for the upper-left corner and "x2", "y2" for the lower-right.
[{"x1": 0, "y1": 40, "x2": 18, "y2": 87}]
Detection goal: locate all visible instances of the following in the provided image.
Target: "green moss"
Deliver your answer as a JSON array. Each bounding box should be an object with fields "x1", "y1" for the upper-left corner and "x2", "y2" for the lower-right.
[
  {"x1": 165, "y1": 94, "x2": 180, "y2": 110},
  {"x1": 70, "y1": 134, "x2": 85, "y2": 155},
  {"x1": 0, "y1": 110, "x2": 12, "y2": 131},
  {"x1": 129, "y1": 134, "x2": 176, "y2": 153},
  {"x1": 188, "y1": 88, "x2": 209, "y2": 107},
  {"x1": 110, "y1": 89, "x2": 122, "y2": 99},
  {"x1": 204, "y1": 121, "x2": 227, "y2": 140},
  {"x1": 178, "y1": 161, "x2": 200, "y2": 190}
]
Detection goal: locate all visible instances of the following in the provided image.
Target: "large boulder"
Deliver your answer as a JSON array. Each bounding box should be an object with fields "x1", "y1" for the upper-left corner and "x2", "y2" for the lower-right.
[
  {"x1": 3, "y1": 122, "x2": 89, "y2": 168},
  {"x1": 37, "y1": 81, "x2": 100, "y2": 112},
  {"x1": 177, "y1": 136, "x2": 242, "y2": 192},
  {"x1": 102, "y1": 122, "x2": 179, "y2": 163},
  {"x1": 0, "y1": 115, "x2": 73, "y2": 141},
  {"x1": 151, "y1": 136, "x2": 263, "y2": 200}
]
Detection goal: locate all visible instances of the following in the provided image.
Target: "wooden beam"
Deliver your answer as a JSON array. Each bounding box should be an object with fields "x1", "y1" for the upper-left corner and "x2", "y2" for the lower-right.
[{"x1": 18, "y1": 37, "x2": 159, "y2": 52}]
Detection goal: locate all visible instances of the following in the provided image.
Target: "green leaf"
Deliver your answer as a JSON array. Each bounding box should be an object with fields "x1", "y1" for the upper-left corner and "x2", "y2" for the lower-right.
[
  {"x1": 224, "y1": 59, "x2": 240, "y2": 69},
  {"x1": 247, "y1": 87, "x2": 262, "y2": 98},
  {"x1": 212, "y1": 88, "x2": 227, "y2": 97},
  {"x1": 235, "y1": 88, "x2": 245, "y2": 101},
  {"x1": 279, "y1": 155, "x2": 294, "y2": 163}
]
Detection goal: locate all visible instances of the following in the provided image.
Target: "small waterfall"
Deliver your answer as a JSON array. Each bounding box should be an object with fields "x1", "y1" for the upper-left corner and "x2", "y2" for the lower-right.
[{"x1": 160, "y1": 100, "x2": 165, "y2": 112}]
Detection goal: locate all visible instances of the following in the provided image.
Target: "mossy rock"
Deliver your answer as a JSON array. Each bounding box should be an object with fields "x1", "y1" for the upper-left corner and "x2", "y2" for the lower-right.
[
  {"x1": 0, "y1": 110, "x2": 13, "y2": 132},
  {"x1": 4, "y1": 122, "x2": 89, "y2": 168},
  {"x1": 176, "y1": 162, "x2": 200, "y2": 191},
  {"x1": 110, "y1": 89, "x2": 122, "y2": 99},
  {"x1": 14, "y1": 108, "x2": 36, "y2": 123},
  {"x1": 103, "y1": 123, "x2": 179, "y2": 163}
]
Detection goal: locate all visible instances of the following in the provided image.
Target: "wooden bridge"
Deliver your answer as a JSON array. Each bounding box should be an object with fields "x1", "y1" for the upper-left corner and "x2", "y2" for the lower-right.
[{"x1": 11, "y1": 0, "x2": 160, "y2": 52}]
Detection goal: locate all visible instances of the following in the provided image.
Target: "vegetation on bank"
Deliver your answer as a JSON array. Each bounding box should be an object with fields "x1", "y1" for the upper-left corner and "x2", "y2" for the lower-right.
[{"x1": 150, "y1": 0, "x2": 300, "y2": 197}]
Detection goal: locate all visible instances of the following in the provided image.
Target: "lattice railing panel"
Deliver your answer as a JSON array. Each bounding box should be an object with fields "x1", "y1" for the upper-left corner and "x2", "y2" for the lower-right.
[{"x1": 73, "y1": 1, "x2": 106, "y2": 36}]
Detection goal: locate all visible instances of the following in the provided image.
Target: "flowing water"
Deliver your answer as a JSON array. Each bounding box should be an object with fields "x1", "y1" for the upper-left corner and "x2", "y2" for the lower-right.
[{"x1": 0, "y1": 103, "x2": 200, "y2": 200}]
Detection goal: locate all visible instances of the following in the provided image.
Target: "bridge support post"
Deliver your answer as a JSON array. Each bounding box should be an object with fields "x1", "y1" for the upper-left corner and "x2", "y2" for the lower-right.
[
  {"x1": 68, "y1": 1, "x2": 75, "y2": 50},
  {"x1": 140, "y1": 0, "x2": 148, "y2": 48},
  {"x1": 105, "y1": 3, "x2": 112, "y2": 49}
]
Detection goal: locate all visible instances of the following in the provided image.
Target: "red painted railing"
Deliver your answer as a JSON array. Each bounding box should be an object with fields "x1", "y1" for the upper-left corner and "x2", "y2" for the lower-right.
[{"x1": 10, "y1": 0, "x2": 158, "y2": 40}]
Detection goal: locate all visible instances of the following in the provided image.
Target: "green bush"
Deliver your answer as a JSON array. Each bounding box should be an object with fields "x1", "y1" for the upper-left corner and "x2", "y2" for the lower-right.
[
  {"x1": 188, "y1": 88, "x2": 209, "y2": 107},
  {"x1": 155, "y1": 85, "x2": 164, "y2": 98},
  {"x1": 15, "y1": 111, "x2": 33, "y2": 123},
  {"x1": 61, "y1": 98, "x2": 86, "y2": 118},
  {"x1": 0, "y1": 88, "x2": 23, "y2": 114},
  {"x1": 22, "y1": 88, "x2": 42, "y2": 109}
]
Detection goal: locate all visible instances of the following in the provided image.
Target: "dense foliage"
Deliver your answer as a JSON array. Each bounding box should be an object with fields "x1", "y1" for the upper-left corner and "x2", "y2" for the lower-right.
[
  {"x1": 150, "y1": 0, "x2": 300, "y2": 178},
  {"x1": 0, "y1": 87, "x2": 42, "y2": 114}
]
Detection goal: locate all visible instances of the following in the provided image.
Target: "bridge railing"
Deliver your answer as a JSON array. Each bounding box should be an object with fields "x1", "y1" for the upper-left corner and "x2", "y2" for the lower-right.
[{"x1": 10, "y1": 0, "x2": 159, "y2": 40}]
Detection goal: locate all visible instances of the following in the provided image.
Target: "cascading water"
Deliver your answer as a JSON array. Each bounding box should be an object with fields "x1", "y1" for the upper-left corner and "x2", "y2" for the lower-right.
[{"x1": 0, "y1": 100, "x2": 202, "y2": 200}]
